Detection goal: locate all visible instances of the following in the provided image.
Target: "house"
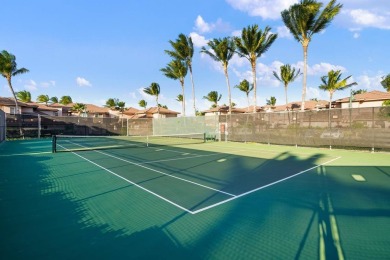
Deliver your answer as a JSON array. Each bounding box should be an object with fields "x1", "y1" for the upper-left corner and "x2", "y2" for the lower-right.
[
  {"x1": 121, "y1": 107, "x2": 142, "y2": 118},
  {"x1": 135, "y1": 107, "x2": 180, "y2": 118},
  {"x1": 202, "y1": 105, "x2": 248, "y2": 116},
  {"x1": 0, "y1": 97, "x2": 61, "y2": 116},
  {"x1": 334, "y1": 90, "x2": 390, "y2": 109}
]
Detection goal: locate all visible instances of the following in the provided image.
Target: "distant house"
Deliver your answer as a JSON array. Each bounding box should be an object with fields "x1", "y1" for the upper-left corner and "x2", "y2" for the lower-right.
[
  {"x1": 135, "y1": 107, "x2": 180, "y2": 118},
  {"x1": 122, "y1": 107, "x2": 142, "y2": 118},
  {"x1": 334, "y1": 90, "x2": 390, "y2": 109},
  {"x1": 202, "y1": 105, "x2": 248, "y2": 116},
  {"x1": 0, "y1": 97, "x2": 61, "y2": 116}
]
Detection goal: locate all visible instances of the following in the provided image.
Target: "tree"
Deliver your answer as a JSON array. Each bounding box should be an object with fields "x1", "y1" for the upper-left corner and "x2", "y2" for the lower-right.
[
  {"x1": 0, "y1": 50, "x2": 29, "y2": 113},
  {"x1": 203, "y1": 91, "x2": 222, "y2": 108},
  {"x1": 281, "y1": 0, "x2": 342, "y2": 111},
  {"x1": 266, "y1": 96, "x2": 277, "y2": 106},
  {"x1": 176, "y1": 94, "x2": 184, "y2": 115},
  {"x1": 319, "y1": 70, "x2": 357, "y2": 109},
  {"x1": 59, "y1": 96, "x2": 72, "y2": 105},
  {"x1": 143, "y1": 83, "x2": 161, "y2": 115},
  {"x1": 201, "y1": 37, "x2": 236, "y2": 114},
  {"x1": 165, "y1": 34, "x2": 196, "y2": 115},
  {"x1": 50, "y1": 96, "x2": 58, "y2": 103},
  {"x1": 117, "y1": 101, "x2": 126, "y2": 116},
  {"x1": 16, "y1": 90, "x2": 31, "y2": 102},
  {"x1": 138, "y1": 99, "x2": 147, "y2": 109},
  {"x1": 161, "y1": 59, "x2": 188, "y2": 116},
  {"x1": 234, "y1": 79, "x2": 254, "y2": 111},
  {"x1": 158, "y1": 104, "x2": 168, "y2": 109},
  {"x1": 37, "y1": 94, "x2": 50, "y2": 105},
  {"x1": 381, "y1": 73, "x2": 390, "y2": 92},
  {"x1": 72, "y1": 103, "x2": 87, "y2": 116},
  {"x1": 273, "y1": 64, "x2": 301, "y2": 107},
  {"x1": 234, "y1": 25, "x2": 277, "y2": 112},
  {"x1": 351, "y1": 89, "x2": 367, "y2": 96},
  {"x1": 105, "y1": 98, "x2": 119, "y2": 109}
]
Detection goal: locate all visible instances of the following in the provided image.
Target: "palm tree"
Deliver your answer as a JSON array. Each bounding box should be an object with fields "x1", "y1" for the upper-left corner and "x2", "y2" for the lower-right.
[
  {"x1": 117, "y1": 101, "x2": 126, "y2": 117},
  {"x1": 50, "y1": 96, "x2": 58, "y2": 103},
  {"x1": 281, "y1": 0, "x2": 342, "y2": 111},
  {"x1": 203, "y1": 91, "x2": 222, "y2": 108},
  {"x1": 351, "y1": 89, "x2": 367, "y2": 96},
  {"x1": 138, "y1": 99, "x2": 147, "y2": 109},
  {"x1": 234, "y1": 25, "x2": 277, "y2": 113},
  {"x1": 37, "y1": 94, "x2": 50, "y2": 105},
  {"x1": 176, "y1": 94, "x2": 184, "y2": 115},
  {"x1": 16, "y1": 90, "x2": 31, "y2": 102},
  {"x1": 72, "y1": 103, "x2": 87, "y2": 116},
  {"x1": 161, "y1": 59, "x2": 188, "y2": 116},
  {"x1": 266, "y1": 96, "x2": 277, "y2": 106},
  {"x1": 319, "y1": 70, "x2": 357, "y2": 109},
  {"x1": 0, "y1": 50, "x2": 29, "y2": 113},
  {"x1": 165, "y1": 34, "x2": 196, "y2": 115},
  {"x1": 381, "y1": 73, "x2": 390, "y2": 92},
  {"x1": 105, "y1": 98, "x2": 119, "y2": 109},
  {"x1": 143, "y1": 82, "x2": 161, "y2": 115},
  {"x1": 201, "y1": 37, "x2": 236, "y2": 114},
  {"x1": 273, "y1": 64, "x2": 301, "y2": 108},
  {"x1": 234, "y1": 79, "x2": 254, "y2": 111},
  {"x1": 59, "y1": 96, "x2": 72, "y2": 105}
]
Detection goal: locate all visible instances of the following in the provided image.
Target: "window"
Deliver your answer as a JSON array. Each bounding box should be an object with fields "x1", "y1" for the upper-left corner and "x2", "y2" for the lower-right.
[{"x1": 10, "y1": 107, "x2": 19, "y2": 115}]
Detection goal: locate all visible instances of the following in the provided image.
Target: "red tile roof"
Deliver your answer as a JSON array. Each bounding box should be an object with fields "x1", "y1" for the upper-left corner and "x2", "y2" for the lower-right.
[
  {"x1": 136, "y1": 107, "x2": 180, "y2": 115},
  {"x1": 335, "y1": 90, "x2": 390, "y2": 103}
]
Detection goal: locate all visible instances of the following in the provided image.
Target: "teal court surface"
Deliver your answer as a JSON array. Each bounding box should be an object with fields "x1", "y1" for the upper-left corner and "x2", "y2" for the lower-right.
[{"x1": 0, "y1": 138, "x2": 389, "y2": 259}]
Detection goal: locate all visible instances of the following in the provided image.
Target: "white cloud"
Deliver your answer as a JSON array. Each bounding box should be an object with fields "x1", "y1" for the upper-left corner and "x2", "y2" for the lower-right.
[
  {"x1": 40, "y1": 80, "x2": 56, "y2": 88},
  {"x1": 225, "y1": 0, "x2": 298, "y2": 20},
  {"x1": 353, "y1": 32, "x2": 360, "y2": 39},
  {"x1": 276, "y1": 26, "x2": 292, "y2": 39},
  {"x1": 76, "y1": 77, "x2": 92, "y2": 87},
  {"x1": 24, "y1": 80, "x2": 37, "y2": 91},
  {"x1": 307, "y1": 87, "x2": 321, "y2": 99},
  {"x1": 294, "y1": 62, "x2": 346, "y2": 76},
  {"x1": 347, "y1": 9, "x2": 390, "y2": 30},
  {"x1": 189, "y1": 32, "x2": 209, "y2": 48},
  {"x1": 128, "y1": 92, "x2": 137, "y2": 99},
  {"x1": 194, "y1": 15, "x2": 212, "y2": 33},
  {"x1": 356, "y1": 73, "x2": 383, "y2": 90}
]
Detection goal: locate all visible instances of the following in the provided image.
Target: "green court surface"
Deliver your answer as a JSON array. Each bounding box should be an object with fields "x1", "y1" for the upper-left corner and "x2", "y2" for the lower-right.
[{"x1": 1, "y1": 139, "x2": 389, "y2": 259}]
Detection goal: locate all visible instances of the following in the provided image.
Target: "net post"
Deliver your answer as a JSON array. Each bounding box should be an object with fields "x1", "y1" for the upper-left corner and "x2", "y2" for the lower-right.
[
  {"x1": 52, "y1": 135, "x2": 57, "y2": 153},
  {"x1": 203, "y1": 132, "x2": 206, "y2": 143},
  {"x1": 146, "y1": 135, "x2": 149, "y2": 147}
]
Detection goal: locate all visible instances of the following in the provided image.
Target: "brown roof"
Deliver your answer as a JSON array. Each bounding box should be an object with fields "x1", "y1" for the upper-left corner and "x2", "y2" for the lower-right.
[
  {"x1": 34, "y1": 103, "x2": 60, "y2": 111},
  {"x1": 49, "y1": 103, "x2": 73, "y2": 108},
  {"x1": 0, "y1": 97, "x2": 38, "y2": 108},
  {"x1": 284, "y1": 100, "x2": 328, "y2": 110},
  {"x1": 335, "y1": 90, "x2": 390, "y2": 103},
  {"x1": 203, "y1": 105, "x2": 248, "y2": 113},
  {"x1": 123, "y1": 107, "x2": 140, "y2": 116},
  {"x1": 84, "y1": 104, "x2": 110, "y2": 114},
  {"x1": 136, "y1": 107, "x2": 180, "y2": 115}
]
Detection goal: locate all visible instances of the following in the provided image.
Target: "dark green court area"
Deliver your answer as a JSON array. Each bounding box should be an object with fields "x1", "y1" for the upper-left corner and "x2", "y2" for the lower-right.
[{"x1": 1, "y1": 139, "x2": 389, "y2": 259}]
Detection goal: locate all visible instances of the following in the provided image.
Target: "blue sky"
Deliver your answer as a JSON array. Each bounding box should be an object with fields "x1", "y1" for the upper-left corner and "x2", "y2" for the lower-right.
[{"x1": 1, "y1": 0, "x2": 389, "y2": 115}]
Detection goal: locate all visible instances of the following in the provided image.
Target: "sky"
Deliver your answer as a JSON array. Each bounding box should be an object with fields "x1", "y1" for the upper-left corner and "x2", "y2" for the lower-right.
[{"x1": 1, "y1": 0, "x2": 389, "y2": 115}]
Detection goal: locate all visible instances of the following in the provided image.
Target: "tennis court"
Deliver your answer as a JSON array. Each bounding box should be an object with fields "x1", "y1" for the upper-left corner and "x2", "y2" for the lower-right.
[{"x1": 1, "y1": 137, "x2": 389, "y2": 259}]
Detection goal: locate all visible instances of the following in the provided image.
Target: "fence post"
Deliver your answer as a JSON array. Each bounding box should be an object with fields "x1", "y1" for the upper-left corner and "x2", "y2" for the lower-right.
[{"x1": 38, "y1": 114, "x2": 41, "y2": 139}]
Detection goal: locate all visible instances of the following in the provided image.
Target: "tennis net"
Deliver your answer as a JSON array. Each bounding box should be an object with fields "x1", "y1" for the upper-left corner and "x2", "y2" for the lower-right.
[{"x1": 52, "y1": 133, "x2": 206, "y2": 153}]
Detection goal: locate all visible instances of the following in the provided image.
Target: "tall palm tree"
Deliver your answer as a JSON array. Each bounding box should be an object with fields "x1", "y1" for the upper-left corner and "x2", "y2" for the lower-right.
[
  {"x1": 234, "y1": 25, "x2": 277, "y2": 113},
  {"x1": 273, "y1": 64, "x2": 301, "y2": 108},
  {"x1": 281, "y1": 0, "x2": 342, "y2": 111},
  {"x1": 105, "y1": 98, "x2": 119, "y2": 109},
  {"x1": 351, "y1": 89, "x2": 367, "y2": 96},
  {"x1": 319, "y1": 70, "x2": 357, "y2": 109},
  {"x1": 0, "y1": 50, "x2": 29, "y2": 113},
  {"x1": 203, "y1": 91, "x2": 222, "y2": 108},
  {"x1": 59, "y1": 96, "x2": 72, "y2": 105},
  {"x1": 234, "y1": 79, "x2": 254, "y2": 111},
  {"x1": 37, "y1": 94, "x2": 50, "y2": 105},
  {"x1": 138, "y1": 99, "x2": 147, "y2": 109},
  {"x1": 143, "y1": 82, "x2": 161, "y2": 115},
  {"x1": 176, "y1": 94, "x2": 184, "y2": 115},
  {"x1": 201, "y1": 37, "x2": 236, "y2": 114},
  {"x1": 381, "y1": 73, "x2": 390, "y2": 92},
  {"x1": 266, "y1": 96, "x2": 277, "y2": 106},
  {"x1": 16, "y1": 90, "x2": 31, "y2": 102},
  {"x1": 117, "y1": 101, "x2": 126, "y2": 117},
  {"x1": 50, "y1": 96, "x2": 58, "y2": 103},
  {"x1": 160, "y1": 59, "x2": 188, "y2": 116},
  {"x1": 165, "y1": 34, "x2": 196, "y2": 115}
]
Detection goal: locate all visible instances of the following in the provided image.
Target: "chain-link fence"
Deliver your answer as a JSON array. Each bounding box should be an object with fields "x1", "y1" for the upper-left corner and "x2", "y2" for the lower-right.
[
  {"x1": 223, "y1": 107, "x2": 390, "y2": 150},
  {"x1": 4, "y1": 107, "x2": 390, "y2": 150},
  {"x1": 0, "y1": 109, "x2": 5, "y2": 142}
]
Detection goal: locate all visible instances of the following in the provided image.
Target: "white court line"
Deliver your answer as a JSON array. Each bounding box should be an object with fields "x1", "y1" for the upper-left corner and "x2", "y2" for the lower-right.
[
  {"x1": 58, "y1": 144, "x2": 195, "y2": 214},
  {"x1": 191, "y1": 156, "x2": 342, "y2": 214},
  {"x1": 66, "y1": 141, "x2": 236, "y2": 197}
]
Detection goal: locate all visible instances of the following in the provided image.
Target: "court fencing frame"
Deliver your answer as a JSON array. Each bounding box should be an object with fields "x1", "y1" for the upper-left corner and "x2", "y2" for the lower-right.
[
  {"x1": 0, "y1": 109, "x2": 5, "y2": 142},
  {"x1": 4, "y1": 107, "x2": 390, "y2": 150}
]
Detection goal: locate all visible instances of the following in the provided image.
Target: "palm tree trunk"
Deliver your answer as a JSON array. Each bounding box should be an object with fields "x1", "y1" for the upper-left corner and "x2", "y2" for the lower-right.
[
  {"x1": 181, "y1": 84, "x2": 186, "y2": 117},
  {"x1": 285, "y1": 84, "x2": 288, "y2": 108},
  {"x1": 301, "y1": 43, "x2": 308, "y2": 111},
  {"x1": 224, "y1": 65, "x2": 232, "y2": 114},
  {"x1": 7, "y1": 78, "x2": 19, "y2": 114},
  {"x1": 251, "y1": 60, "x2": 257, "y2": 113},
  {"x1": 246, "y1": 93, "x2": 250, "y2": 112},
  {"x1": 156, "y1": 96, "x2": 160, "y2": 117},
  {"x1": 189, "y1": 65, "x2": 196, "y2": 116}
]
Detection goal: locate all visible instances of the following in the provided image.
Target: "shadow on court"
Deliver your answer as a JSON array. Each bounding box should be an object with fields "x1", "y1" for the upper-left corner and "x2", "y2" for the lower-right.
[{"x1": 1, "y1": 140, "x2": 389, "y2": 259}]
